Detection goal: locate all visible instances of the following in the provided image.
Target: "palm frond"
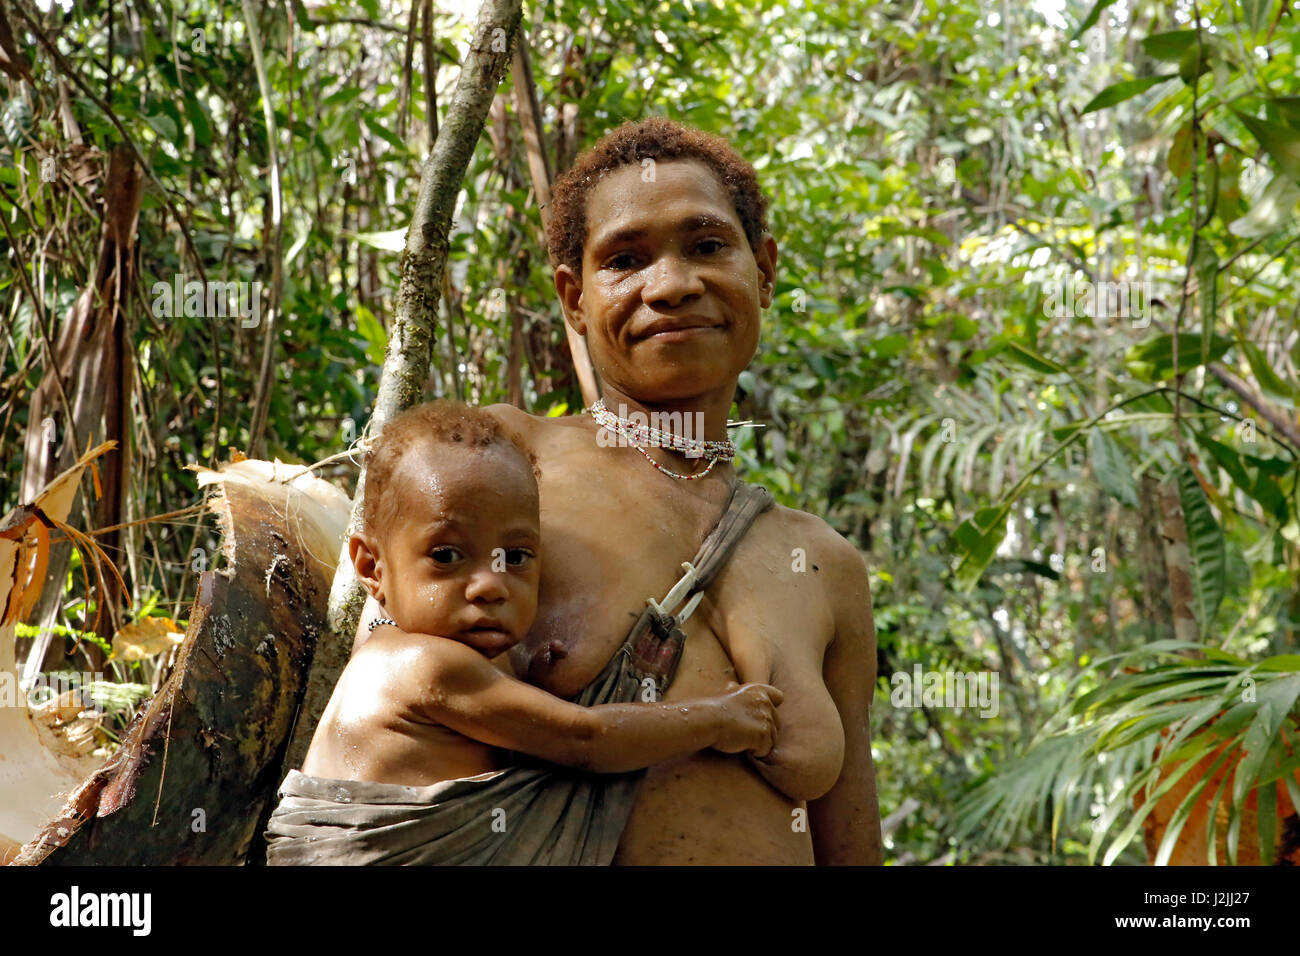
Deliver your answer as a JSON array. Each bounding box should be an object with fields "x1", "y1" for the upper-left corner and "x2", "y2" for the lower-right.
[{"x1": 953, "y1": 643, "x2": 1300, "y2": 864}]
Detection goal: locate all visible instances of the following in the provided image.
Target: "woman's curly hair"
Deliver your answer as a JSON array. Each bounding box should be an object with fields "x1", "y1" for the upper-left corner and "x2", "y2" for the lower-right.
[{"x1": 546, "y1": 117, "x2": 770, "y2": 276}]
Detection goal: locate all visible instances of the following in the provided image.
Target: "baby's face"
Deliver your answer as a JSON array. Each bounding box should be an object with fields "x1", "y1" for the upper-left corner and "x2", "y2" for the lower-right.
[{"x1": 366, "y1": 439, "x2": 541, "y2": 656}]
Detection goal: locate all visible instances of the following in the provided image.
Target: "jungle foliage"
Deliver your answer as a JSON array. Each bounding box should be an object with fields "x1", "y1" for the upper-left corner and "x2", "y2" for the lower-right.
[{"x1": 2, "y1": 0, "x2": 1299, "y2": 864}]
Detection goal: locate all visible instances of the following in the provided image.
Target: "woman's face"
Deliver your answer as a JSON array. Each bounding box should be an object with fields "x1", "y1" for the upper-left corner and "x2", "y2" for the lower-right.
[{"x1": 555, "y1": 159, "x2": 777, "y2": 405}]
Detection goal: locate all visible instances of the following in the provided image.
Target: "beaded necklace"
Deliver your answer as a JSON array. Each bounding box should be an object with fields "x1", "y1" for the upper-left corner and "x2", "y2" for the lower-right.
[{"x1": 589, "y1": 398, "x2": 737, "y2": 481}]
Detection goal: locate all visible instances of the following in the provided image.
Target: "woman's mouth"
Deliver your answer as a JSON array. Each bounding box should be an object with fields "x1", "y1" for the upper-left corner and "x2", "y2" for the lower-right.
[
  {"x1": 644, "y1": 326, "x2": 720, "y2": 343},
  {"x1": 636, "y1": 315, "x2": 722, "y2": 342}
]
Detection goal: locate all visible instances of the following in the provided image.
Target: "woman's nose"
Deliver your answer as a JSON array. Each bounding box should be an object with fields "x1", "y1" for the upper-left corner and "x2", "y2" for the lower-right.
[{"x1": 643, "y1": 254, "x2": 705, "y2": 308}]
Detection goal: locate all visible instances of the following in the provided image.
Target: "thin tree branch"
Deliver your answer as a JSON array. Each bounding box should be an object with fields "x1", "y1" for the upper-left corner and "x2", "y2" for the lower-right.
[
  {"x1": 241, "y1": 0, "x2": 286, "y2": 457},
  {"x1": 1206, "y1": 362, "x2": 1300, "y2": 449}
]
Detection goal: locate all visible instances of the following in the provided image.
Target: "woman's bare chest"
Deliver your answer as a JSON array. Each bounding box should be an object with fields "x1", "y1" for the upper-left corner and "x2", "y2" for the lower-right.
[{"x1": 510, "y1": 464, "x2": 727, "y2": 697}]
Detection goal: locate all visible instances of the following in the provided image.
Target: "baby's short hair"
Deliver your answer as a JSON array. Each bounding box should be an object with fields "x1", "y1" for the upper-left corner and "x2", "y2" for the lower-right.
[{"x1": 360, "y1": 401, "x2": 537, "y2": 536}]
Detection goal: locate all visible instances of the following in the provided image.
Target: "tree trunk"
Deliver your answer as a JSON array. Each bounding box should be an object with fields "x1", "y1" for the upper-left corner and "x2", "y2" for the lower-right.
[
  {"x1": 1157, "y1": 472, "x2": 1200, "y2": 645},
  {"x1": 510, "y1": 33, "x2": 598, "y2": 407},
  {"x1": 15, "y1": 463, "x2": 349, "y2": 865},
  {"x1": 1136, "y1": 475, "x2": 1175, "y2": 642}
]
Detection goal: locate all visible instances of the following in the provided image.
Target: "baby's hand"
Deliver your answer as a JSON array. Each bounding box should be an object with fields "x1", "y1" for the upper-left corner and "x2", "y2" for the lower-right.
[{"x1": 711, "y1": 682, "x2": 783, "y2": 758}]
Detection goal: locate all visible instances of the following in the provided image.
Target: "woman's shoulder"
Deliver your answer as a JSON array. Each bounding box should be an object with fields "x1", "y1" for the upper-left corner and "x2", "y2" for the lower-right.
[
  {"x1": 483, "y1": 402, "x2": 594, "y2": 446},
  {"x1": 754, "y1": 492, "x2": 866, "y2": 571}
]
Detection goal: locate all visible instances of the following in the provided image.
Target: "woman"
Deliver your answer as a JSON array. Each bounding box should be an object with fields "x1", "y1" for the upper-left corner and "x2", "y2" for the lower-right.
[{"x1": 355, "y1": 118, "x2": 881, "y2": 865}]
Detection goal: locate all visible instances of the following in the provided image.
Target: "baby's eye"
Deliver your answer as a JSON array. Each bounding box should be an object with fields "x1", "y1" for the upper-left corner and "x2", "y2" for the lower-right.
[
  {"x1": 505, "y1": 548, "x2": 534, "y2": 568},
  {"x1": 430, "y1": 547, "x2": 463, "y2": 565}
]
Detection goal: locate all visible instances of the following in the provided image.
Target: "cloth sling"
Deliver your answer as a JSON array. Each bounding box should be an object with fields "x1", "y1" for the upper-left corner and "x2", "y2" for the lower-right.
[{"x1": 264, "y1": 480, "x2": 775, "y2": 865}]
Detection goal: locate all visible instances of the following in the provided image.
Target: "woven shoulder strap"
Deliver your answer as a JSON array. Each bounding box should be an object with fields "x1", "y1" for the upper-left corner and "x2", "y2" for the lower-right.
[
  {"x1": 623, "y1": 481, "x2": 776, "y2": 687},
  {"x1": 689, "y1": 481, "x2": 776, "y2": 592}
]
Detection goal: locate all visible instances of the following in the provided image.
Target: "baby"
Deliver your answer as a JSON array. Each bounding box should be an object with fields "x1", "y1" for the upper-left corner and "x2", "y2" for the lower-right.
[{"x1": 299, "y1": 400, "x2": 782, "y2": 789}]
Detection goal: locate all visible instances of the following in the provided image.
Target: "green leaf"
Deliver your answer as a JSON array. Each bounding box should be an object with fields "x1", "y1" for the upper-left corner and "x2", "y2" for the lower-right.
[
  {"x1": 184, "y1": 94, "x2": 212, "y2": 148},
  {"x1": 1234, "y1": 108, "x2": 1300, "y2": 183},
  {"x1": 1205, "y1": 759, "x2": 1234, "y2": 864},
  {"x1": 1106, "y1": 755, "x2": 1201, "y2": 865},
  {"x1": 1081, "y1": 74, "x2": 1176, "y2": 114},
  {"x1": 1089, "y1": 428, "x2": 1139, "y2": 507},
  {"x1": 1072, "y1": 0, "x2": 1120, "y2": 40},
  {"x1": 1125, "y1": 332, "x2": 1234, "y2": 379},
  {"x1": 1142, "y1": 31, "x2": 1198, "y2": 61},
  {"x1": 144, "y1": 111, "x2": 179, "y2": 142},
  {"x1": 1257, "y1": 779, "x2": 1277, "y2": 866},
  {"x1": 364, "y1": 120, "x2": 408, "y2": 153},
  {"x1": 1229, "y1": 174, "x2": 1300, "y2": 238},
  {"x1": 1174, "y1": 463, "x2": 1226, "y2": 634},
  {"x1": 323, "y1": 87, "x2": 363, "y2": 108},
  {"x1": 1240, "y1": 341, "x2": 1298, "y2": 409},
  {"x1": 1240, "y1": 0, "x2": 1274, "y2": 35},
  {"x1": 999, "y1": 339, "x2": 1070, "y2": 376},
  {"x1": 985, "y1": 558, "x2": 1060, "y2": 580},
  {"x1": 1233, "y1": 676, "x2": 1300, "y2": 806},
  {"x1": 1284, "y1": 772, "x2": 1300, "y2": 838},
  {"x1": 1093, "y1": 765, "x2": 1161, "y2": 863},
  {"x1": 1271, "y1": 96, "x2": 1300, "y2": 128},
  {"x1": 1197, "y1": 434, "x2": 1253, "y2": 492},
  {"x1": 354, "y1": 305, "x2": 387, "y2": 367},
  {"x1": 950, "y1": 315, "x2": 978, "y2": 341},
  {"x1": 1178, "y1": 42, "x2": 1212, "y2": 85},
  {"x1": 1154, "y1": 741, "x2": 1238, "y2": 865},
  {"x1": 2, "y1": 100, "x2": 32, "y2": 147},
  {"x1": 868, "y1": 334, "x2": 910, "y2": 359},
  {"x1": 953, "y1": 505, "x2": 1010, "y2": 591}
]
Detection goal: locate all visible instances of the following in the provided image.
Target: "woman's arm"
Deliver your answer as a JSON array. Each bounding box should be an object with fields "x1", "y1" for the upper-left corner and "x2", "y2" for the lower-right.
[{"x1": 385, "y1": 630, "x2": 782, "y2": 773}]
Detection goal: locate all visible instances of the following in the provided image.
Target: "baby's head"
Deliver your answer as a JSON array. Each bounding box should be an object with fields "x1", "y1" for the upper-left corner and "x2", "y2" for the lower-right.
[{"x1": 351, "y1": 401, "x2": 541, "y2": 657}]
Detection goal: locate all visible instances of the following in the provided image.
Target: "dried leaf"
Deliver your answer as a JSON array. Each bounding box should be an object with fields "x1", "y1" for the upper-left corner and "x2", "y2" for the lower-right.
[{"x1": 111, "y1": 617, "x2": 185, "y2": 661}]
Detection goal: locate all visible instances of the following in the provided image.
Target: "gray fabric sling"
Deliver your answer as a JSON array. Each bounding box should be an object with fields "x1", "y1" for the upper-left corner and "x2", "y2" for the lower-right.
[{"x1": 264, "y1": 480, "x2": 775, "y2": 865}]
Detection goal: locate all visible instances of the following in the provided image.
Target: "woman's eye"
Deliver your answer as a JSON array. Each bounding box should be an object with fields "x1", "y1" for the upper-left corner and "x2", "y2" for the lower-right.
[
  {"x1": 604, "y1": 252, "x2": 638, "y2": 270},
  {"x1": 430, "y1": 547, "x2": 462, "y2": 565}
]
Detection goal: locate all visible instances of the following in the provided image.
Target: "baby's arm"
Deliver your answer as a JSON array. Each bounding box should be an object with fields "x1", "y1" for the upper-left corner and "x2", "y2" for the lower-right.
[{"x1": 396, "y1": 634, "x2": 782, "y2": 773}]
